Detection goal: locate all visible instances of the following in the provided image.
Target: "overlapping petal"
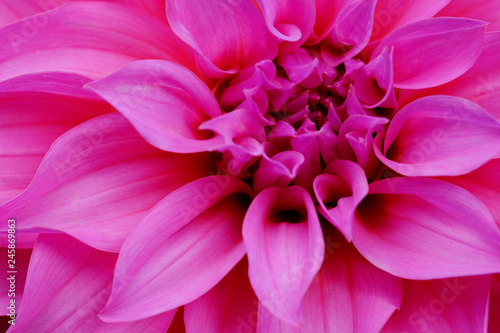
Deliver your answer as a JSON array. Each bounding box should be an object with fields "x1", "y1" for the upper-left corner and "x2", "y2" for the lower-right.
[
  {"x1": 184, "y1": 259, "x2": 258, "y2": 333},
  {"x1": 166, "y1": 0, "x2": 278, "y2": 77},
  {"x1": 100, "y1": 176, "x2": 253, "y2": 322},
  {"x1": 0, "y1": 1, "x2": 195, "y2": 82},
  {"x1": 10, "y1": 234, "x2": 176, "y2": 332},
  {"x1": 372, "y1": 17, "x2": 487, "y2": 89},
  {"x1": 0, "y1": 73, "x2": 111, "y2": 205},
  {"x1": 243, "y1": 186, "x2": 324, "y2": 325},
  {"x1": 257, "y1": 232, "x2": 402, "y2": 332},
  {"x1": 374, "y1": 95, "x2": 500, "y2": 177},
  {"x1": 0, "y1": 113, "x2": 215, "y2": 252},
  {"x1": 353, "y1": 177, "x2": 500, "y2": 279},
  {"x1": 382, "y1": 276, "x2": 490, "y2": 333},
  {"x1": 88, "y1": 59, "x2": 225, "y2": 154}
]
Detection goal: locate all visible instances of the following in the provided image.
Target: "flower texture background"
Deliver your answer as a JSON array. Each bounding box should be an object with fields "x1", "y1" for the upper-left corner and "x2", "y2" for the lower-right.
[{"x1": 1, "y1": 0, "x2": 500, "y2": 332}]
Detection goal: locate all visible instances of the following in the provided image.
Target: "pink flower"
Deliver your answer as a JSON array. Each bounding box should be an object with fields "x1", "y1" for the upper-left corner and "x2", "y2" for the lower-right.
[{"x1": 1, "y1": 0, "x2": 500, "y2": 332}]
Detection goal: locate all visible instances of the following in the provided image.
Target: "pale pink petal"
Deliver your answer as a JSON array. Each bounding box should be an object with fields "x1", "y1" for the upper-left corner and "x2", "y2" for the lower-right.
[
  {"x1": 166, "y1": 0, "x2": 278, "y2": 77},
  {"x1": 372, "y1": 18, "x2": 487, "y2": 89},
  {"x1": 0, "y1": 1, "x2": 195, "y2": 82},
  {"x1": 490, "y1": 274, "x2": 500, "y2": 332},
  {"x1": 399, "y1": 32, "x2": 500, "y2": 119},
  {"x1": 10, "y1": 234, "x2": 176, "y2": 332},
  {"x1": 353, "y1": 177, "x2": 500, "y2": 279},
  {"x1": 242, "y1": 186, "x2": 324, "y2": 325},
  {"x1": 314, "y1": 160, "x2": 369, "y2": 241},
  {"x1": 184, "y1": 259, "x2": 258, "y2": 333},
  {"x1": 0, "y1": 248, "x2": 31, "y2": 315},
  {"x1": 439, "y1": 159, "x2": 500, "y2": 228},
  {"x1": 258, "y1": 233, "x2": 402, "y2": 332},
  {"x1": 321, "y1": 0, "x2": 377, "y2": 66},
  {"x1": 88, "y1": 59, "x2": 225, "y2": 154},
  {"x1": 0, "y1": 73, "x2": 111, "y2": 204},
  {"x1": 256, "y1": 0, "x2": 316, "y2": 53},
  {"x1": 437, "y1": 0, "x2": 500, "y2": 32},
  {"x1": 374, "y1": 95, "x2": 500, "y2": 177},
  {"x1": 100, "y1": 176, "x2": 252, "y2": 322},
  {"x1": 0, "y1": 113, "x2": 215, "y2": 252},
  {"x1": 382, "y1": 276, "x2": 490, "y2": 333},
  {"x1": 370, "y1": 0, "x2": 451, "y2": 41}
]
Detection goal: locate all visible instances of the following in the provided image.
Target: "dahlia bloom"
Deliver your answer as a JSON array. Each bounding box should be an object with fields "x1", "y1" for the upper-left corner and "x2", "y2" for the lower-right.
[{"x1": 1, "y1": 0, "x2": 500, "y2": 332}]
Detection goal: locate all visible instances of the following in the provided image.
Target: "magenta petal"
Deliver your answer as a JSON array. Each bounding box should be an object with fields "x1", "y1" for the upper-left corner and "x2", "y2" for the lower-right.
[
  {"x1": 0, "y1": 113, "x2": 215, "y2": 252},
  {"x1": 321, "y1": 0, "x2": 377, "y2": 66},
  {"x1": 88, "y1": 60, "x2": 225, "y2": 154},
  {"x1": 0, "y1": 248, "x2": 31, "y2": 315},
  {"x1": 0, "y1": 0, "x2": 67, "y2": 27},
  {"x1": 439, "y1": 158, "x2": 500, "y2": 228},
  {"x1": 100, "y1": 176, "x2": 252, "y2": 322},
  {"x1": 374, "y1": 95, "x2": 500, "y2": 177},
  {"x1": 354, "y1": 177, "x2": 500, "y2": 279},
  {"x1": 0, "y1": 1, "x2": 195, "y2": 82},
  {"x1": 253, "y1": 149, "x2": 304, "y2": 192},
  {"x1": 166, "y1": 0, "x2": 278, "y2": 76},
  {"x1": 382, "y1": 276, "x2": 490, "y2": 333},
  {"x1": 0, "y1": 74, "x2": 111, "y2": 204},
  {"x1": 314, "y1": 160, "x2": 369, "y2": 241},
  {"x1": 243, "y1": 186, "x2": 324, "y2": 325},
  {"x1": 490, "y1": 274, "x2": 500, "y2": 332},
  {"x1": 184, "y1": 259, "x2": 258, "y2": 333},
  {"x1": 370, "y1": 0, "x2": 451, "y2": 41},
  {"x1": 256, "y1": 0, "x2": 316, "y2": 53},
  {"x1": 354, "y1": 47, "x2": 396, "y2": 109},
  {"x1": 438, "y1": 0, "x2": 500, "y2": 32},
  {"x1": 372, "y1": 17, "x2": 487, "y2": 89},
  {"x1": 400, "y1": 32, "x2": 500, "y2": 120},
  {"x1": 258, "y1": 236, "x2": 402, "y2": 332},
  {"x1": 10, "y1": 234, "x2": 175, "y2": 332}
]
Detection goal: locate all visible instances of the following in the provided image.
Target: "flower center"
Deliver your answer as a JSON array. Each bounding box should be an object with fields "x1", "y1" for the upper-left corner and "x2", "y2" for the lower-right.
[{"x1": 213, "y1": 46, "x2": 394, "y2": 192}]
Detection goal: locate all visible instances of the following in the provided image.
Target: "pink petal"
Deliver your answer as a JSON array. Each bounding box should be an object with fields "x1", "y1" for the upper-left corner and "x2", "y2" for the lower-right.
[
  {"x1": 242, "y1": 186, "x2": 324, "y2": 325},
  {"x1": 374, "y1": 95, "x2": 500, "y2": 177},
  {"x1": 321, "y1": 0, "x2": 377, "y2": 66},
  {"x1": 256, "y1": 0, "x2": 316, "y2": 53},
  {"x1": 0, "y1": 248, "x2": 31, "y2": 315},
  {"x1": 438, "y1": 158, "x2": 500, "y2": 228},
  {"x1": 0, "y1": 1, "x2": 195, "y2": 82},
  {"x1": 437, "y1": 0, "x2": 500, "y2": 32},
  {"x1": 253, "y1": 149, "x2": 304, "y2": 192},
  {"x1": 372, "y1": 17, "x2": 487, "y2": 89},
  {"x1": 490, "y1": 274, "x2": 500, "y2": 332},
  {"x1": 184, "y1": 259, "x2": 258, "y2": 333},
  {"x1": 0, "y1": 0, "x2": 62, "y2": 26},
  {"x1": 370, "y1": 0, "x2": 451, "y2": 41},
  {"x1": 0, "y1": 113, "x2": 215, "y2": 252},
  {"x1": 10, "y1": 234, "x2": 176, "y2": 332},
  {"x1": 166, "y1": 0, "x2": 278, "y2": 77},
  {"x1": 382, "y1": 276, "x2": 490, "y2": 333},
  {"x1": 313, "y1": 160, "x2": 369, "y2": 242},
  {"x1": 353, "y1": 177, "x2": 500, "y2": 279},
  {"x1": 399, "y1": 32, "x2": 500, "y2": 120},
  {"x1": 309, "y1": 0, "x2": 351, "y2": 43},
  {"x1": 100, "y1": 176, "x2": 253, "y2": 322},
  {"x1": 88, "y1": 60, "x2": 225, "y2": 154},
  {"x1": 338, "y1": 114, "x2": 388, "y2": 179},
  {"x1": 354, "y1": 47, "x2": 396, "y2": 109},
  {"x1": 258, "y1": 233, "x2": 402, "y2": 332},
  {"x1": 0, "y1": 73, "x2": 111, "y2": 205}
]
